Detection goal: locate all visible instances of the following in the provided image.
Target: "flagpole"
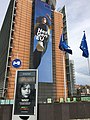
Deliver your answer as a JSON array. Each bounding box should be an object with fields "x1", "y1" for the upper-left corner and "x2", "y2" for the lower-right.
[
  {"x1": 63, "y1": 52, "x2": 67, "y2": 102},
  {"x1": 59, "y1": 33, "x2": 72, "y2": 102},
  {"x1": 87, "y1": 57, "x2": 90, "y2": 75}
]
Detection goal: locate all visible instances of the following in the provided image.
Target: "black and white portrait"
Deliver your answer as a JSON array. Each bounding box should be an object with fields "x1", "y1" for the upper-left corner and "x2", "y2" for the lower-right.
[
  {"x1": 14, "y1": 76, "x2": 36, "y2": 115},
  {"x1": 21, "y1": 83, "x2": 31, "y2": 98}
]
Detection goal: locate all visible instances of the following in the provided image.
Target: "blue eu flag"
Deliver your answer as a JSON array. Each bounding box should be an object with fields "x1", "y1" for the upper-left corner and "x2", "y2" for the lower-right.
[
  {"x1": 80, "y1": 32, "x2": 89, "y2": 58},
  {"x1": 59, "y1": 34, "x2": 72, "y2": 54}
]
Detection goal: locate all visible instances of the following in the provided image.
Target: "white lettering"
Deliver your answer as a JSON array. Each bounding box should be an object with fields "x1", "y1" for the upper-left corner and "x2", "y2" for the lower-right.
[
  {"x1": 36, "y1": 28, "x2": 48, "y2": 41},
  {"x1": 21, "y1": 99, "x2": 29, "y2": 102}
]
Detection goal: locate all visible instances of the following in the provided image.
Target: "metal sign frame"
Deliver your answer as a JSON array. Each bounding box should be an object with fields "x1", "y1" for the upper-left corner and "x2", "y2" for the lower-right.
[{"x1": 12, "y1": 69, "x2": 38, "y2": 120}]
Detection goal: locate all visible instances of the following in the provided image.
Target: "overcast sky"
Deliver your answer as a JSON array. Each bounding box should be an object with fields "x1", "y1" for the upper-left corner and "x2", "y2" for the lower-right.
[
  {"x1": 0, "y1": 0, "x2": 10, "y2": 29},
  {"x1": 0, "y1": 0, "x2": 90, "y2": 85},
  {"x1": 56, "y1": 0, "x2": 90, "y2": 85}
]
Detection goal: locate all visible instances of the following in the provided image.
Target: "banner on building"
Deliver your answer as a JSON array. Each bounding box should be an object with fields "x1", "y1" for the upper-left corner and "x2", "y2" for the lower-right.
[
  {"x1": 12, "y1": 69, "x2": 38, "y2": 120},
  {"x1": 33, "y1": 0, "x2": 52, "y2": 83}
]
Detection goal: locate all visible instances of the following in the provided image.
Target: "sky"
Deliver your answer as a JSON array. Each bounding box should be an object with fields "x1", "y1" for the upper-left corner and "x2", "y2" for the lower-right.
[
  {"x1": 56, "y1": 0, "x2": 90, "y2": 85},
  {"x1": 0, "y1": 0, "x2": 90, "y2": 85},
  {"x1": 0, "y1": 0, "x2": 10, "y2": 29}
]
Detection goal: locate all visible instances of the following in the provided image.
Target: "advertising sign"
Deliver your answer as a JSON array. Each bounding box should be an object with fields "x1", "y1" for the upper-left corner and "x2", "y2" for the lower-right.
[
  {"x1": 12, "y1": 69, "x2": 38, "y2": 120},
  {"x1": 33, "y1": 0, "x2": 52, "y2": 83}
]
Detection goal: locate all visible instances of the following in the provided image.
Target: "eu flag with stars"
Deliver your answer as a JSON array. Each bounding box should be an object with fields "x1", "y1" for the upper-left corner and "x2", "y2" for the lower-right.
[
  {"x1": 80, "y1": 32, "x2": 89, "y2": 58},
  {"x1": 59, "y1": 34, "x2": 72, "y2": 54}
]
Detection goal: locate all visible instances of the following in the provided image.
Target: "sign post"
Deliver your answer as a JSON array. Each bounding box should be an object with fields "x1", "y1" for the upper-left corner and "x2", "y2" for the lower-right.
[{"x1": 12, "y1": 69, "x2": 38, "y2": 120}]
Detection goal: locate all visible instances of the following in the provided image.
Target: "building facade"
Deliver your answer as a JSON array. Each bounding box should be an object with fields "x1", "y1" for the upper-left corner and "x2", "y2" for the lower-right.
[
  {"x1": 69, "y1": 60, "x2": 75, "y2": 96},
  {"x1": 0, "y1": 0, "x2": 68, "y2": 102},
  {"x1": 60, "y1": 6, "x2": 71, "y2": 96}
]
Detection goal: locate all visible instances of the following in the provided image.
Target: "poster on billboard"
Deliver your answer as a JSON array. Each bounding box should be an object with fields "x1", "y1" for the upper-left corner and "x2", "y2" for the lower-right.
[
  {"x1": 33, "y1": 0, "x2": 52, "y2": 83},
  {"x1": 12, "y1": 69, "x2": 38, "y2": 120}
]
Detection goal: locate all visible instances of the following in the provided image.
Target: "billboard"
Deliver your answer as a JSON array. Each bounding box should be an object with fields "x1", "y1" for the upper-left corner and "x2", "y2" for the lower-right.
[
  {"x1": 33, "y1": 0, "x2": 52, "y2": 83},
  {"x1": 41, "y1": 0, "x2": 56, "y2": 9},
  {"x1": 12, "y1": 69, "x2": 38, "y2": 120}
]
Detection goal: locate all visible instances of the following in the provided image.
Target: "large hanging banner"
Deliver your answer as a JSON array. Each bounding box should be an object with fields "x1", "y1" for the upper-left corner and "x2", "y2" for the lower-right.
[
  {"x1": 12, "y1": 69, "x2": 38, "y2": 120},
  {"x1": 33, "y1": 0, "x2": 52, "y2": 83}
]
